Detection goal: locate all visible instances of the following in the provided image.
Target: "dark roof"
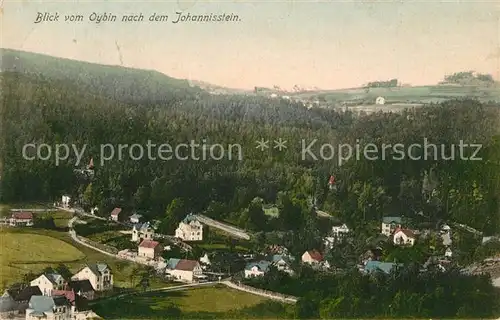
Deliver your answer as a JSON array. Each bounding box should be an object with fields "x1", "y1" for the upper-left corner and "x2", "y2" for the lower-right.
[
  {"x1": 8, "y1": 285, "x2": 42, "y2": 302},
  {"x1": 68, "y1": 280, "x2": 94, "y2": 293},
  {"x1": 83, "y1": 263, "x2": 111, "y2": 276}
]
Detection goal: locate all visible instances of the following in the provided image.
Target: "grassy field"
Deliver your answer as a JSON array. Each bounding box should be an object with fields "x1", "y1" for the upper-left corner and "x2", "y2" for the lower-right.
[
  {"x1": 91, "y1": 285, "x2": 290, "y2": 319},
  {"x1": 0, "y1": 232, "x2": 86, "y2": 287},
  {"x1": 0, "y1": 228, "x2": 169, "y2": 290}
]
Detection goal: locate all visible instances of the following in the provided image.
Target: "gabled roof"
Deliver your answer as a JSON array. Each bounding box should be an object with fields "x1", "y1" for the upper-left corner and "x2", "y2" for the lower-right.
[
  {"x1": 52, "y1": 290, "x2": 75, "y2": 305},
  {"x1": 68, "y1": 280, "x2": 94, "y2": 293},
  {"x1": 270, "y1": 254, "x2": 294, "y2": 264},
  {"x1": 133, "y1": 222, "x2": 152, "y2": 231},
  {"x1": 394, "y1": 228, "x2": 415, "y2": 238},
  {"x1": 182, "y1": 214, "x2": 199, "y2": 224},
  {"x1": 0, "y1": 297, "x2": 17, "y2": 313},
  {"x1": 382, "y1": 216, "x2": 402, "y2": 224},
  {"x1": 11, "y1": 211, "x2": 33, "y2": 220},
  {"x1": 110, "y1": 207, "x2": 122, "y2": 216},
  {"x1": 305, "y1": 250, "x2": 323, "y2": 262},
  {"x1": 6, "y1": 285, "x2": 42, "y2": 302},
  {"x1": 174, "y1": 259, "x2": 200, "y2": 271},
  {"x1": 35, "y1": 272, "x2": 64, "y2": 285},
  {"x1": 166, "y1": 258, "x2": 181, "y2": 269},
  {"x1": 83, "y1": 263, "x2": 111, "y2": 276},
  {"x1": 28, "y1": 295, "x2": 70, "y2": 314},
  {"x1": 245, "y1": 260, "x2": 271, "y2": 272},
  {"x1": 139, "y1": 239, "x2": 160, "y2": 249}
]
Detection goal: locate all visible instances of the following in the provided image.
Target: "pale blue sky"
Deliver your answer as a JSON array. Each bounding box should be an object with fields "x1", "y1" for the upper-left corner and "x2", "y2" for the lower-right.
[{"x1": 2, "y1": 0, "x2": 499, "y2": 89}]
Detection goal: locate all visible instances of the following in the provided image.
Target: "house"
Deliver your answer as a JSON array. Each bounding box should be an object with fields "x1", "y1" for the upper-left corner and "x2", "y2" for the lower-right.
[
  {"x1": 393, "y1": 228, "x2": 416, "y2": 246},
  {"x1": 199, "y1": 253, "x2": 211, "y2": 269},
  {"x1": 360, "y1": 247, "x2": 383, "y2": 264},
  {"x1": 30, "y1": 273, "x2": 66, "y2": 296},
  {"x1": 302, "y1": 250, "x2": 323, "y2": 264},
  {"x1": 71, "y1": 263, "x2": 113, "y2": 292},
  {"x1": 444, "y1": 247, "x2": 453, "y2": 258},
  {"x1": 61, "y1": 195, "x2": 71, "y2": 208},
  {"x1": 175, "y1": 214, "x2": 203, "y2": 241},
  {"x1": 131, "y1": 222, "x2": 154, "y2": 242},
  {"x1": 270, "y1": 254, "x2": 294, "y2": 275},
  {"x1": 381, "y1": 216, "x2": 403, "y2": 236},
  {"x1": 0, "y1": 284, "x2": 41, "y2": 316},
  {"x1": 331, "y1": 223, "x2": 350, "y2": 240},
  {"x1": 51, "y1": 288, "x2": 95, "y2": 319},
  {"x1": 67, "y1": 280, "x2": 95, "y2": 301},
  {"x1": 363, "y1": 261, "x2": 401, "y2": 274},
  {"x1": 25, "y1": 295, "x2": 71, "y2": 320},
  {"x1": 165, "y1": 258, "x2": 204, "y2": 283},
  {"x1": 441, "y1": 231, "x2": 453, "y2": 246},
  {"x1": 138, "y1": 239, "x2": 163, "y2": 260},
  {"x1": 244, "y1": 261, "x2": 271, "y2": 278},
  {"x1": 9, "y1": 211, "x2": 34, "y2": 227},
  {"x1": 325, "y1": 223, "x2": 350, "y2": 247},
  {"x1": 375, "y1": 96, "x2": 385, "y2": 105},
  {"x1": 129, "y1": 213, "x2": 143, "y2": 224},
  {"x1": 110, "y1": 207, "x2": 122, "y2": 221}
]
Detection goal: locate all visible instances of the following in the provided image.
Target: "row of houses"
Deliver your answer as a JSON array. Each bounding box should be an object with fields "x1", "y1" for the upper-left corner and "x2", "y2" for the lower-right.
[{"x1": 1, "y1": 264, "x2": 110, "y2": 319}]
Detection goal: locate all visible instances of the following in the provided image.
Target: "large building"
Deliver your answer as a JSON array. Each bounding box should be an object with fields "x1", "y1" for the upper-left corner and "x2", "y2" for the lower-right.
[
  {"x1": 175, "y1": 214, "x2": 203, "y2": 241},
  {"x1": 30, "y1": 273, "x2": 66, "y2": 296},
  {"x1": 71, "y1": 263, "x2": 113, "y2": 292}
]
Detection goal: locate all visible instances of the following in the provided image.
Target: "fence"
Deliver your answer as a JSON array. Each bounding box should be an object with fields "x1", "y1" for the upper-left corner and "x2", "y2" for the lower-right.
[{"x1": 227, "y1": 280, "x2": 298, "y2": 304}]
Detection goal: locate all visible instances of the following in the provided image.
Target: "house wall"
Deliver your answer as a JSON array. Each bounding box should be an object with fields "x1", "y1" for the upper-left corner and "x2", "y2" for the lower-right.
[
  {"x1": 30, "y1": 276, "x2": 54, "y2": 296},
  {"x1": 72, "y1": 268, "x2": 99, "y2": 291},
  {"x1": 244, "y1": 267, "x2": 265, "y2": 278},
  {"x1": 393, "y1": 232, "x2": 415, "y2": 246},
  {"x1": 168, "y1": 269, "x2": 194, "y2": 282},
  {"x1": 382, "y1": 222, "x2": 401, "y2": 236},
  {"x1": 301, "y1": 252, "x2": 316, "y2": 264},
  {"x1": 138, "y1": 247, "x2": 155, "y2": 259}
]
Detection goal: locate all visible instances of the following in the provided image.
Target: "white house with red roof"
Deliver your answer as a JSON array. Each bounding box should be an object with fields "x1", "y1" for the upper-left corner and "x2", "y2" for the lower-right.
[
  {"x1": 393, "y1": 228, "x2": 416, "y2": 246},
  {"x1": 9, "y1": 212, "x2": 33, "y2": 227},
  {"x1": 301, "y1": 250, "x2": 323, "y2": 265},
  {"x1": 165, "y1": 258, "x2": 204, "y2": 282},
  {"x1": 138, "y1": 239, "x2": 163, "y2": 260},
  {"x1": 109, "y1": 208, "x2": 122, "y2": 221}
]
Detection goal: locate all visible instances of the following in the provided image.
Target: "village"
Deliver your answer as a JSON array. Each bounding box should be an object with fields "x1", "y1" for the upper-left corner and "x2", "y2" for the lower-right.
[{"x1": 2, "y1": 189, "x2": 499, "y2": 319}]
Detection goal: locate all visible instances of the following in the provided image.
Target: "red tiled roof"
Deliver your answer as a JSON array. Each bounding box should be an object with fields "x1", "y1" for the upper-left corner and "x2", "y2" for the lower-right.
[
  {"x1": 110, "y1": 207, "x2": 122, "y2": 216},
  {"x1": 139, "y1": 239, "x2": 160, "y2": 248},
  {"x1": 307, "y1": 250, "x2": 323, "y2": 262},
  {"x1": 394, "y1": 228, "x2": 415, "y2": 238},
  {"x1": 174, "y1": 259, "x2": 200, "y2": 271},
  {"x1": 52, "y1": 290, "x2": 76, "y2": 305},
  {"x1": 11, "y1": 212, "x2": 33, "y2": 220}
]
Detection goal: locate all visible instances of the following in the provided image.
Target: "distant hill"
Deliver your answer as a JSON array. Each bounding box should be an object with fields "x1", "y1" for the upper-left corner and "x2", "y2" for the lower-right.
[{"x1": 0, "y1": 48, "x2": 203, "y2": 104}]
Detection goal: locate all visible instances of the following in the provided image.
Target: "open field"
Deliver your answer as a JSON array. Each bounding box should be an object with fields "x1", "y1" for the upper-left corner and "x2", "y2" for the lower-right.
[
  {"x1": 0, "y1": 232, "x2": 85, "y2": 287},
  {"x1": 91, "y1": 285, "x2": 289, "y2": 319},
  {"x1": 0, "y1": 228, "x2": 169, "y2": 290},
  {"x1": 292, "y1": 85, "x2": 500, "y2": 103}
]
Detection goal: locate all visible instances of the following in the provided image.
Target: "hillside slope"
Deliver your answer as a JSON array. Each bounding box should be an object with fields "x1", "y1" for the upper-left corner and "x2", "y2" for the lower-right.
[{"x1": 0, "y1": 48, "x2": 203, "y2": 104}]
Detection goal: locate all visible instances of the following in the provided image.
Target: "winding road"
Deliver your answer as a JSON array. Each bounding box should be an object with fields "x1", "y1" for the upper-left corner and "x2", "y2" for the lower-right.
[{"x1": 66, "y1": 210, "x2": 297, "y2": 303}]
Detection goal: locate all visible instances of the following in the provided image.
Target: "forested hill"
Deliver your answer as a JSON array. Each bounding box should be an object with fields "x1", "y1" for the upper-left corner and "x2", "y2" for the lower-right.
[
  {"x1": 0, "y1": 48, "x2": 203, "y2": 104},
  {"x1": 2, "y1": 50, "x2": 500, "y2": 259}
]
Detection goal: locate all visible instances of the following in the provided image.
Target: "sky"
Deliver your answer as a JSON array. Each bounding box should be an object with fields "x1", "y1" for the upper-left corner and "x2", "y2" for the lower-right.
[{"x1": 1, "y1": 0, "x2": 499, "y2": 90}]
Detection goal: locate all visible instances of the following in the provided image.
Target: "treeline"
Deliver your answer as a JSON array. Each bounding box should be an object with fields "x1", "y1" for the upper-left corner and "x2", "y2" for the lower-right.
[
  {"x1": 2, "y1": 70, "x2": 500, "y2": 241},
  {"x1": 245, "y1": 265, "x2": 500, "y2": 319},
  {"x1": 365, "y1": 78, "x2": 398, "y2": 88}
]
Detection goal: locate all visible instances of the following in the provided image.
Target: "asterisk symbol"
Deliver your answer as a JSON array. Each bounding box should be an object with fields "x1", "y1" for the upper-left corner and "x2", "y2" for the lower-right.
[
  {"x1": 273, "y1": 138, "x2": 287, "y2": 151},
  {"x1": 255, "y1": 138, "x2": 269, "y2": 151}
]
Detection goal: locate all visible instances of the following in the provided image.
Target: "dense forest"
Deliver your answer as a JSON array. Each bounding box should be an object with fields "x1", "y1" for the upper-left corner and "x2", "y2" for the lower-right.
[
  {"x1": 245, "y1": 265, "x2": 500, "y2": 319},
  {"x1": 2, "y1": 49, "x2": 500, "y2": 318}
]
